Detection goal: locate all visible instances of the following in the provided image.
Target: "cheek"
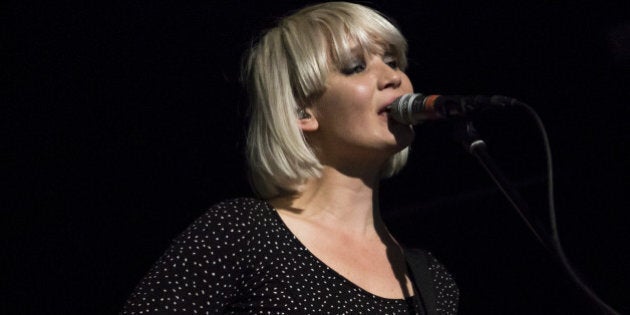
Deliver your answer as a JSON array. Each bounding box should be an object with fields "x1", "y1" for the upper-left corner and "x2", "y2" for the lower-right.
[
  {"x1": 352, "y1": 84, "x2": 372, "y2": 102},
  {"x1": 335, "y1": 81, "x2": 374, "y2": 115},
  {"x1": 320, "y1": 82, "x2": 370, "y2": 114}
]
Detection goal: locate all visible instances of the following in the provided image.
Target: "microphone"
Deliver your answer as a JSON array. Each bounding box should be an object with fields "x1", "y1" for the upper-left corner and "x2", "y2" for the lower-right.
[{"x1": 387, "y1": 93, "x2": 522, "y2": 125}]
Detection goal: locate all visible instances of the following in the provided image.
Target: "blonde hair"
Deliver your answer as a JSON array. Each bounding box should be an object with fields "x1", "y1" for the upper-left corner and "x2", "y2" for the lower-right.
[{"x1": 243, "y1": 2, "x2": 410, "y2": 199}]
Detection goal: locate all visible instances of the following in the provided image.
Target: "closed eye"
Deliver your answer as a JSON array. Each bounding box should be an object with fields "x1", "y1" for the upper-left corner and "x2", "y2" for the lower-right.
[
  {"x1": 383, "y1": 55, "x2": 399, "y2": 69},
  {"x1": 341, "y1": 62, "x2": 366, "y2": 75}
]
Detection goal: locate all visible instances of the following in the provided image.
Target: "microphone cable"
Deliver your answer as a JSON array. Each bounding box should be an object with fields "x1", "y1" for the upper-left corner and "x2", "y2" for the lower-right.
[{"x1": 470, "y1": 100, "x2": 621, "y2": 315}]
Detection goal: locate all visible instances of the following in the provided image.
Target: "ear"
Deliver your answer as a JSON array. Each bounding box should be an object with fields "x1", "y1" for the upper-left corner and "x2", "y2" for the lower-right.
[{"x1": 298, "y1": 108, "x2": 318, "y2": 132}]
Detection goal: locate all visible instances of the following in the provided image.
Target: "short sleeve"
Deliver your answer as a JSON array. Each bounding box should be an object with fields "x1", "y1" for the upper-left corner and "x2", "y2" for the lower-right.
[
  {"x1": 426, "y1": 251, "x2": 459, "y2": 314},
  {"x1": 121, "y1": 199, "x2": 257, "y2": 314}
]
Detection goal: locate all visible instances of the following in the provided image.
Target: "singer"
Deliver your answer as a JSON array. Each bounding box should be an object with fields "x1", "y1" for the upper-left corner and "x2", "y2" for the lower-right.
[{"x1": 122, "y1": 2, "x2": 458, "y2": 314}]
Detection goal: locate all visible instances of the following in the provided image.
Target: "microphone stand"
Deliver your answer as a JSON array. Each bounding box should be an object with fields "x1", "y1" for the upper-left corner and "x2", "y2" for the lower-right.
[
  {"x1": 452, "y1": 120, "x2": 549, "y2": 248},
  {"x1": 453, "y1": 119, "x2": 620, "y2": 314}
]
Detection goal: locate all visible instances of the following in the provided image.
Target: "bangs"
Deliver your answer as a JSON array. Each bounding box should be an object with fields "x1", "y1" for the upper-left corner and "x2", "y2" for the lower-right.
[
  {"x1": 280, "y1": 2, "x2": 408, "y2": 102},
  {"x1": 327, "y1": 21, "x2": 408, "y2": 72}
]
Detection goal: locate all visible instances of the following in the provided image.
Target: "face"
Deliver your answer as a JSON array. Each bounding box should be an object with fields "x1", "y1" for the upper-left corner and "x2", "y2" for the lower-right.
[{"x1": 304, "y1": 46, "x2": 415, "y2": 168}]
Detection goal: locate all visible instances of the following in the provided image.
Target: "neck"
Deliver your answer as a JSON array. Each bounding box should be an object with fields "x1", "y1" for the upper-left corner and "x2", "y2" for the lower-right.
[{"x1": 271, "y1": 165, "x2": 387, "y2": 236}]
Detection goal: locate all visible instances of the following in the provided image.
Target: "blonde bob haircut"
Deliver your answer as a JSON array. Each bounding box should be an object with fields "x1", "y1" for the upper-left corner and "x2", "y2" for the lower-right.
[{"x1": 243, "y1": 1, "x2": 410, "y2": 199}]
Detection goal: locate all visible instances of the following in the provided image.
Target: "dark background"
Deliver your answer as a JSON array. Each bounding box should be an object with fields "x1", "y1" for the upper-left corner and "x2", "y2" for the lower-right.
[{"x1": 5, "y1": 0, "x2": 629, "y2": 314}]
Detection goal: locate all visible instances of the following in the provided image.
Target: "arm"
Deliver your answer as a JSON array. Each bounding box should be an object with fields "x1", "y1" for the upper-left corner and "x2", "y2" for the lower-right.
[{"x1": 121, "y1": 199, "x2": 255, "y2": 314}]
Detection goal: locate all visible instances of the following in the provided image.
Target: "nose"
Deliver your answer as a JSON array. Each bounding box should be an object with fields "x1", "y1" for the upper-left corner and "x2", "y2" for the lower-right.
[{"x1": 377, "y1": 59, "x2": 402, "y2": 90}]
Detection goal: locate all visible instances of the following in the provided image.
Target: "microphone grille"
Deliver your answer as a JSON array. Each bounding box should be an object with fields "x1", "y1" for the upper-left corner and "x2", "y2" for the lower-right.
[{"x1": 389, "y1": 93, "x2": 425, "y2": 125}]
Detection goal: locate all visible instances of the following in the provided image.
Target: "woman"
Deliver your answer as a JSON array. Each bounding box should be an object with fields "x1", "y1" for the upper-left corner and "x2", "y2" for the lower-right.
[{"x1": 122, "y1": 2, "x2": 458, "y2": 314}]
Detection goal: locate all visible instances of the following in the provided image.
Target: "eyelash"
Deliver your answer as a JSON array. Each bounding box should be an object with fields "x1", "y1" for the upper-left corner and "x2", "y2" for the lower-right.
[
  {"x1": 341, "y1": 63, "x2": 366, "y2": 75},
  {"x1": 341, "y1": 56, "x2": 399, "y2": 75},
  {"x1": 384, "y1": 56, "x2": 399, "y2": 69}
]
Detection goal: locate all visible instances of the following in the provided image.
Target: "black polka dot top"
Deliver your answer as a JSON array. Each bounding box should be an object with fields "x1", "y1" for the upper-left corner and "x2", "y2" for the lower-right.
[{"x1": 122, "y1": 198, "x2": 458, "y2": 314}]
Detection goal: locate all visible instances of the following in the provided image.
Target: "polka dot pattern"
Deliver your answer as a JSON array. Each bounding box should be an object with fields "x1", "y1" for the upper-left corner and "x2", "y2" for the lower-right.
[{"x1": 122, "y1": 198, "x2": 458, "y2": 314}]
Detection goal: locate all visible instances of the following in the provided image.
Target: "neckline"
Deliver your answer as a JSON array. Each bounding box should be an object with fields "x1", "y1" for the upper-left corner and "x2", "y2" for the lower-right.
[{"x1": 261, "y1": 199, "x2": 416, "y2": 303}]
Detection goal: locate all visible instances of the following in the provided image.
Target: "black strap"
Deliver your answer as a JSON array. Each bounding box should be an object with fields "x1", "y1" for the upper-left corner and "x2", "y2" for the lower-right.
[{"x1": 405, "y1": 249, "x2": 438, "y2": 315}]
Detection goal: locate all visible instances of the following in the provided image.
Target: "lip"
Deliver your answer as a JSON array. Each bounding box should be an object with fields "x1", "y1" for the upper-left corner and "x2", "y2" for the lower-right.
[{"x1": 377, "y1": 95, "x2": 404, "y2": 115}]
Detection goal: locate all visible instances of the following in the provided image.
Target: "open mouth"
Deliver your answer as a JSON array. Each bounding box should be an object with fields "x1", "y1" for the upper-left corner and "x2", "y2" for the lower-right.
[{"x1": 378, "y1": 106, "x2": 392, "y2": 115}]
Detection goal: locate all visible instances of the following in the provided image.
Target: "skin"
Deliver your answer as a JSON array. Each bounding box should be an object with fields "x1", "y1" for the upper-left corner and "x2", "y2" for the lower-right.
[
  {"x1": 307, "y1": 48, "x2": 414, "y2": 176},
  {"x1": 270, "y1": 47, "x2": 416, "y2": 299}
]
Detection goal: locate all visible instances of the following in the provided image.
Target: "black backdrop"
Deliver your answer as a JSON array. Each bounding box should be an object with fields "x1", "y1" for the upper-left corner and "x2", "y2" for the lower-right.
[{"x1": 5, "y1": 0, "x2": 629, "y2": 314}]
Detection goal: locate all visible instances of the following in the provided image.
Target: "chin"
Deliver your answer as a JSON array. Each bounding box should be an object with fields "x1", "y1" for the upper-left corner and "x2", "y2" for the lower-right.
[
  {"x1": 381, "y1": 136, "x2": 413, "y2": 156},
  {"x1": 389, "y1": 125, "x2": 415, "y2": 148}
]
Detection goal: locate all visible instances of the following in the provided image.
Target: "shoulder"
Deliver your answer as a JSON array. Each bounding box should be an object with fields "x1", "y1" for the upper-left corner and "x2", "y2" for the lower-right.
[
  {"x1": 203, "y1": 197, "x2": 271, "y2": 219},
  {"x1": 174, "y1": 197, "x2": 272, "y2": 245},
  {"x1": 405, "y1": 248, "x2": 456, "y2": 283},
  {"x1": 121, "y1": 197, "x2": 275, "y2": 313},
  {"x1": 425, "y1": 251, "x2": 459, "y2": 313},
  {"x1": 423, "y1": 251, "x2": 458, "y2": 291},
  {"x1": 188, "y1": 197, "x2": 271, "y2": 227},
  {"x1": 405, "y1": 248, "x2": 459, "y2": 313}
]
